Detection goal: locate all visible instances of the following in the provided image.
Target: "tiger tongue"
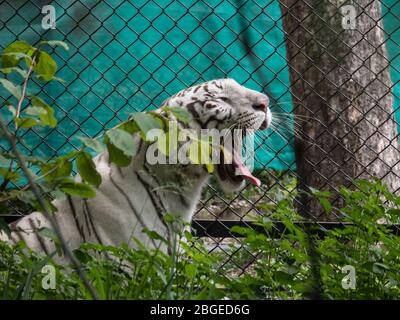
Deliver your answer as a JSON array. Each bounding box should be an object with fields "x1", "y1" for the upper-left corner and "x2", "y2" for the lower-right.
[{"x1": 233, "y1": 154, "x2": 261, "y2": 187}]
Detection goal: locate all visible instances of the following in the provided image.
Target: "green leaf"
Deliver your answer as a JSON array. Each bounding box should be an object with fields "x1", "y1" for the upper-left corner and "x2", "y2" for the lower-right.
[
  {"x1": 230, "y1": 225, "x2": 251, "y2": 236},
  {"x1": 274, "y1": 271, "x2": 294, "y2": 285},
  {"x1": 2, "y1": 52, "x2": 33, "y2": 62},
  {"x1": 76, "y1": 152, "x2": 102, "y2": 188},
  {"x1": 16, "y1": 96, "x2": 57, "y2": 128},
  {"x1": 0, "y1": 79, "x2": 21, "y2": 99},
  {"x1": 373, "y1": 262, "x2": 389, "y2": 274},
  {"x1": 0, "y1": 67, "x2": 28, "y2": 78},
  {"x1": 41, "y1": 160, "x2": 72, "y2": 181},
  {"x1": 60, "y1": 181, "x2": 96, "y2": 198},
  {"x1": 50, "y1": 189, "x2": 67, "y2": 201},
  {"x1": 106, "y1": 128, "x2": 136, "y2": 157},
  {"x1": 130, "y1": 112, "x2": 163, "y2": 136},
  {"x1": 30, "y1": 96, "x2": 57, "y2": 127},
  {"x1": 118, "y1": 119, "x2": 139, "y2": 134},
  {"x1": 1, "y1": 40, "x2": 33, "y2": 68},
  {"x1": 319, "y1": 198, "x2": 332, "y2": 213},
  {"x1": 163, "y1": 213, "x2": 176, "y2": 224},
  {"x1": 167, "y1": 107, "x2": 192, "y2": 124},
  {"x1": 37, "y1": 227, "x2": 59, "y2": 242},
  {"x1": 6, "y1": 104, "x2": 16, "y2": 116},
  {"x1": 3, "y1": 41, "x2": 33, "y2": 53},
  {"x1": 33, "y1": 51, "x2": 57, "y2": 81},
  {"x1": 15, "y1": 117, "x2": 41, "y2": 129},
  {"x1": 47, "y1": 76, "x2": 64, "y2": 83},
  {"x1": 106, "y1": 139, "x2": 132, "y2": 167},
  {"x1": 78, "y1": 137, "x2": 105, "y2": 153},
  {"x1": 142, "y1": 228, "x2": 168, "y2": 242},
  {"x1": 40, "y1": 40, "x2": 69, "y2": 51},
  {"x1": 0, "y1": 168, "x2": 19, "y2": 182},
  {"x1": 15, "y1": 190, "x2": 36, "y2": 204},
  {"x1": 205, "y1": 162, "x2": 214, "y2": 174},
  {"x1": 184, "y1": 264, "x2": 197, "y2": 279},
  {"x1": 25, "y1": 106, "x2": 47, "y2": 116},
  {"x1": 73, "y1": 249, "x2": 92, "y2": 264},
  {"x1": 310, "y1": 187, "x2": 332, "y2": 198},
  {"x1": 0, "y1": 218, "x2": 11, "y2": 237}
]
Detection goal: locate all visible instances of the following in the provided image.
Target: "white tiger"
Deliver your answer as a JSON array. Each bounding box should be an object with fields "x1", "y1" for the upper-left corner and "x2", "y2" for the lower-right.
[{"x1": 0, "y1": 78, "x2": 271, "y2": 256}]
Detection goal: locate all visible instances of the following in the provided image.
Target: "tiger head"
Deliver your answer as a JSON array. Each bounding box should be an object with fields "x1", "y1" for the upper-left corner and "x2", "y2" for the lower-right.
[
  {"x1": 163, "y1": 78, "x2": 271, "y2": 131},
  {"x1": 162, "y1": 78, "x2": 272, "y2": 190}
]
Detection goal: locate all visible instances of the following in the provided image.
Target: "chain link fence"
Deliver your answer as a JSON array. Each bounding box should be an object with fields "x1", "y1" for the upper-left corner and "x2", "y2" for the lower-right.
[{"x1": 1, "y1": 0, "x2": 400, "y2": 285}]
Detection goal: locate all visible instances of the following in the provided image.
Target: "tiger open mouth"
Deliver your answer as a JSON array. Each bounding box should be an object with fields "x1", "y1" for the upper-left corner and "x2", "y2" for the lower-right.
[
  {"x1": 260, "y1": 119, "x2": 268, "y2": 130},
  {"x1": 215, "y1": 110, "x2": 269, "y2": 188},
  {"x1": 216, "y1": 143, "x2": 261, "y2": 187},
  {"x1": 217, "y1": 125, "x2": 266, "y2": 187}
]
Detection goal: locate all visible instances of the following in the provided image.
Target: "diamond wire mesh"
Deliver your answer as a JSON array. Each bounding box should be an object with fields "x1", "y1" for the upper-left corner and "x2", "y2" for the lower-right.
[{"x1": 1, "y1": 0, "x2": 400, "y2": 277}]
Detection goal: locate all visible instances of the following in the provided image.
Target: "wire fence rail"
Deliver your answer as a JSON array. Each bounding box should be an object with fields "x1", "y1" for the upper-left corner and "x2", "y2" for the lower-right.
[{"x1": 1, "y1": 0, "x2": 400, "y2": 297}]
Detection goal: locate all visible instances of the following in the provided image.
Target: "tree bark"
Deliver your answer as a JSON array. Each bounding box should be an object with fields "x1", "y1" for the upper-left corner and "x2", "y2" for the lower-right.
[{"x1": 280, "y1": 0, "x2": 400, "y2": 220}]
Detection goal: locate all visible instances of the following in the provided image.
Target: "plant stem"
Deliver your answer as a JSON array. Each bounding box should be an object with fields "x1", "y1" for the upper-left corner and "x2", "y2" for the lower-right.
[{"x1": 15, "y1": 52, "x2": 36, "y2": 129}]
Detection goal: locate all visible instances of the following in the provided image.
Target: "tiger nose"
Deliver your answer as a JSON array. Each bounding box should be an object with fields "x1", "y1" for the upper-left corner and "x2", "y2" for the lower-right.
[{"x1": 252, "y1": 103, "x2": 267, "y2": 112}]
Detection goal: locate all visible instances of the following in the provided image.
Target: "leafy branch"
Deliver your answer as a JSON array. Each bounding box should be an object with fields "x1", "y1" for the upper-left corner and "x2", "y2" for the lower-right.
[{"x1": 0, "y1": 40, "x2": 99, "y2": 299}]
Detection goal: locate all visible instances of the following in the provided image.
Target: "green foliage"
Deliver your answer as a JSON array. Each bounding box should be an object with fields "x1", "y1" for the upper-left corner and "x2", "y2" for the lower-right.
[
  {"x1": 59, "y1": 180, "x2": 97, "y2": 199},
  {"x1": 223, "y1": 179, "x2": 400, "y2": 299},
  {"x1": 0, "y1": 226, "x2": 227, "y2": 300},
  {"x1": 1, "y1": 41, "x2": 33, "y2": 69},
  {"x1": 1, "y1": 179, "x2": 399, "y2": 300},
  {"x1": 28, "y1": 97, "x2": 57, "y2": 128},
  {"x1": 130, "y1": 112, "x2": 164, "y2": 137},
  {"x1": 1, "y1": 40, "x2": 62, "y2": 132},
  {"x1": 76, "y1": 152, "x2": 102, "y2": 188},
  {"x1": 106, "y1": 128, "x2": 137, "y2": 157},
  {"x1": 0, "y1": 79, "x2": 21, "y2": 99},
  {"x1": 33, "y1": 51, "x2": 57, "y2": 81},
  {"x1": 164, "y1": 106, "x2": 192, "y2": 124},
  {"x1": 78, "y1": 137, "x2": 105, "y2": 153}
]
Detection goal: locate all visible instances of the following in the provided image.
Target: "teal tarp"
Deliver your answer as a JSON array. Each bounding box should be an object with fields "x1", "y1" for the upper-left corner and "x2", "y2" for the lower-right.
[
  {"x1": 383, "y1": 0, "x2": 400, "y2": 129},
  {"x1": 0, "y1": 0, "x2": 295, "y2": 170},
  {"x1": 2, "y1": 1, "x2": 400, "y2": 171}
]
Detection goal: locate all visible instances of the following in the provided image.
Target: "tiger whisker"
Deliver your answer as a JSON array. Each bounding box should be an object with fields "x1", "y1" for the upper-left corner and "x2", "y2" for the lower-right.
[{"x1": 272, "y1": 112, "x2": 315, "y2": 120}]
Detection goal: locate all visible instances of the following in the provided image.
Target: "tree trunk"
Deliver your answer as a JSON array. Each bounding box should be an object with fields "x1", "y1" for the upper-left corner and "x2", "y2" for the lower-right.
[{"x1": 280, "y1": 0, "x2": 400, "y2": 220}]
